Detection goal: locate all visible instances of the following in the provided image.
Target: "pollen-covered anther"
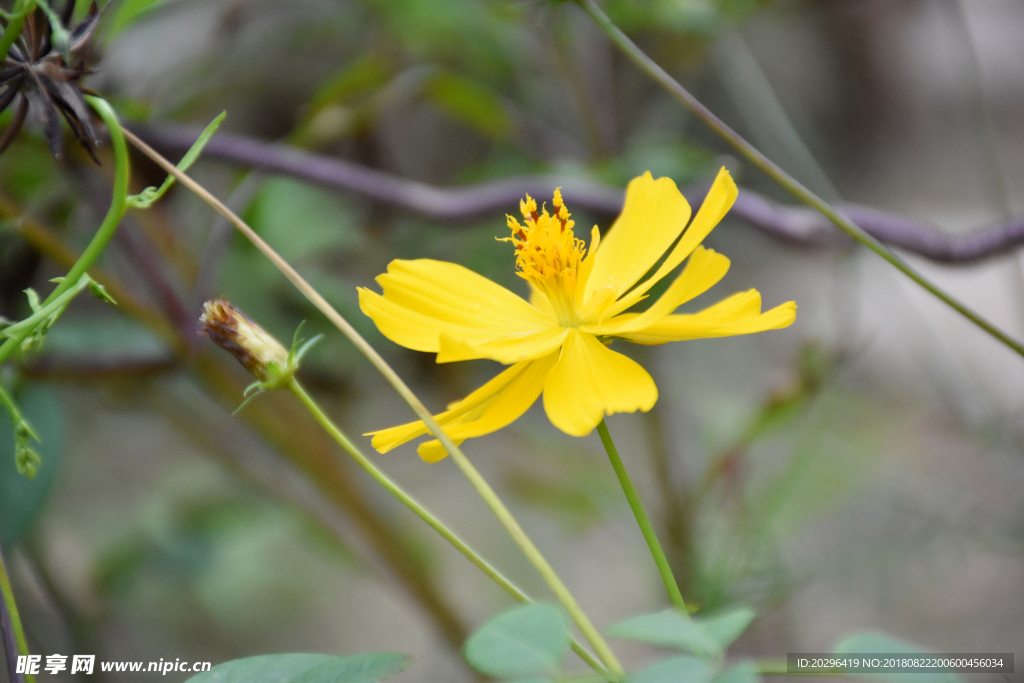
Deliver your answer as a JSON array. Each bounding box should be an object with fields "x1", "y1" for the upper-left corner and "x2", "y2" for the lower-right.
[
  {"x1": 501, "y1": 189, "x2": 589, "y2": 325},
  {"x1": 520, "y1": 194, "x2": 538, "y2": 222},
  {"x1": 551, "y1": 188, "x2": 573, "y2": 232}
]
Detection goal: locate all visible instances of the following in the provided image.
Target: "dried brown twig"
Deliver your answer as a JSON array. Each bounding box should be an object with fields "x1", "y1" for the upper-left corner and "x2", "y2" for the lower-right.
[{"x1": 131, "y1": 121, "x2": 1024, "y2": 265}]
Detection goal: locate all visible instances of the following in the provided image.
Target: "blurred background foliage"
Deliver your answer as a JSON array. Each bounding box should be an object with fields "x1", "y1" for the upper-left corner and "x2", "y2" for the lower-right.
[{"x1": 1, "y1": 0, "x2": 1023, "y2": 681}]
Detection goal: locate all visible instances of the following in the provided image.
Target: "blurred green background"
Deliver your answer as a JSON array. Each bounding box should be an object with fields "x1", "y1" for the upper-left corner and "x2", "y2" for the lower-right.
[{"x1": 1, "y1": 0, "x2": 1023, "y2": 681}]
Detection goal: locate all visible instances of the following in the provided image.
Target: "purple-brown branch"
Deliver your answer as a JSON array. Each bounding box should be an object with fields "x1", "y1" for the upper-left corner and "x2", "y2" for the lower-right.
[{"x1": 131, "y1": 122, "x2": 1024, "y2": 265}]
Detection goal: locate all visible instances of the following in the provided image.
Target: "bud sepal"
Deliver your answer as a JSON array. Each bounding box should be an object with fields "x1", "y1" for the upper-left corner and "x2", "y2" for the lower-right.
[{"x1": 199, "y1": 299, "x2": 322, "y2": 411}]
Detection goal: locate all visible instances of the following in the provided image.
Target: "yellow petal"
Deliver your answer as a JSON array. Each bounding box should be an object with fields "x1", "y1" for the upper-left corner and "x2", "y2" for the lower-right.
[
  {"x1": 582, "y1": 246, "x2": 730, "y2": 335},
  {"x1": 360, "y1": 259, "x2": 553, "y2": 353},
  {"x1": 380, "y1": 260, "x2": 552, "y2": 328},
  {"x1": 584, "y1": 173, "x2": 692, "y2": 303},
  {"x1": 617, "y1": 291, "x2": 797, "y2": 345},
  {"x1": 437, "y1": 326, "x2": 568, "y2": 363},
  {"x1": 367, "y1": 360, "x2": 532, "y2": 453},
  {"x1": 542, "y1": 330, "x2": 657, "y2": 437},
  {"x1": 358, "y1": 288, "x2": 450, "y2": 352},
  {"x1": 575, "y1": 225, "x2": 601, "y2": 305},
  {"x1": 529, "y1": 284, "x2": 554, "y2": 317},
  {"x1": 417, "y1": 438, "x2": 466, "y2": 464},
  {"x1": 576, "y1": 284, "x2": 617, "y2": 325},
  {"x1": 414, "y1": 352, "x2": 558, "y2": 461},
  {"x1": 687, "y1": 289, "x2": 761, "y2": 322},
  {"x1": 606, "y1": 167, "x2": 738, "y2": 317}
]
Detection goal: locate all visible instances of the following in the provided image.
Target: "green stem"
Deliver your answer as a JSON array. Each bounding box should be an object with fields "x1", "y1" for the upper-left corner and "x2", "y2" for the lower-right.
[
  {"x1": 0, "y1": 0, "x2": 35, "y2": 63},
  {"x1": 444, "y1": 444, "x2": 623, "y2": 675},
  {"x1": 0, "y1": 386, "x2": 24, "y2": 432},
  {"x1": 597, "y1": 420, "x2": 685, "y2": 611},
  {"x1": 0, "y1": 275, "x2": 91, "y2": 340},
  {"x1": 287, "y1": 380, "x2": 612, "y2": 680},
  {"x1": 31, "y1": 0, "x2": 68, "y2": 60},
  {"x1": 0, "y1": 97, "x2": 128, "y2": 368},
  {"x1": 577, "y1": 0, "x2": 1024, "y2": 360},
  {"x1": 122, "y1": 128, "x2": 624, "y2": 677},
  {"x1": 0, "y1": 539, "x2": 33, "y2": 683}
]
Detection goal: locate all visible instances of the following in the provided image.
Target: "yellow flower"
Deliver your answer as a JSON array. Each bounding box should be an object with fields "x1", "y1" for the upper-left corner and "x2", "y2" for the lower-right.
[{"x1": 359, "y1": 168, "x2": 796, "y2": 462}]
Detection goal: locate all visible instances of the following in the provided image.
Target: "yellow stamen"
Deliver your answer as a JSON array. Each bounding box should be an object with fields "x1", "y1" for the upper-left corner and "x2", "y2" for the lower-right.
[{"x1": 501, "y1": 188, "x2": 587, "y2": 326}]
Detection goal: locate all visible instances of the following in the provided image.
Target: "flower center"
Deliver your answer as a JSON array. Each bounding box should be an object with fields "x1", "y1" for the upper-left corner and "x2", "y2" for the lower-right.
[{"x1": 503, "y1": 189, "x2": 587, "y2": 326}]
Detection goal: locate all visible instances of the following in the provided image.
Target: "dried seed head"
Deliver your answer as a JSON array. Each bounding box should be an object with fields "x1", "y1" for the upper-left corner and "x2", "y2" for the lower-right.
[
  {"x1": 200, "y1": 298, "x2": 288, "y2": 382},
  {"x1": 0, "y1": 1, "x2": 103, "y2": 160}
]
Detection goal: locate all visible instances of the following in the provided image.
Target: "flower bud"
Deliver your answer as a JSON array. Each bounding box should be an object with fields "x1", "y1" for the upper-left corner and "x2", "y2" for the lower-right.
[{"x1": 200, "y1": 298, "x2": 289, "y2": 382}]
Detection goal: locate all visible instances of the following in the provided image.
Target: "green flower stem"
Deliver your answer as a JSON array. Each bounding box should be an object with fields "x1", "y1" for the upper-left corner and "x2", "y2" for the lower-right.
[
  {"x1": 577, "y1": 0, "x2": 1024, "y2": 361},
  {"x1": 597, "y1": 420, "x2": 685, "y2": 611},
  {"x1": 0, "y1": 386, "x2": 22, "y2": 429},
  {"x1": 286, "y1": 379, "x2": 611, "y2": 680},
  {"x1": 120, "y1": 128, "x2": 624, "y2": 678},
  {"x1": 0, "y1": 97, "x2": 128, "y2": 368},
  {"x1": 32, "y1": 1, "x2": 67, "y2": 57},
  {"x1": 0, "y1": 0, "x2": 35, "y2": 63},
  {"x1": 443, "y1": 443, "x2": 623, "y2": 676},
  {"x1": 0, "y1": 539, "x2": 32, "y2": 683},
  {"x1": 0, "y1": 95, "x2": 126, "y2": 683}
]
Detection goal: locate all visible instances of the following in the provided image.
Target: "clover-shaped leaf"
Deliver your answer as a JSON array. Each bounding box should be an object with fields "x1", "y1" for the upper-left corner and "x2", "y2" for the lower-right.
[
  {"x1": 463, "y1": 604, "x2": 569, "y2": 679},
  {"x1": 711, "y1": 662, "x2": 760, "y2": 683},
  {"x1": 186, "y1": 652, "x2": 410, "y2": 683},
  {"x1": 630, "y1": 656, "x2": 715, "y2": 683},
  {"x1": 607, "y1": 609, "x2": 722, "y2": 660},
  {"x1": 697, "y1": 606, "x2": 756, "y2": 650},
  {"x1": 833, "y1": 632, "x2": 963, "y2": 683}
]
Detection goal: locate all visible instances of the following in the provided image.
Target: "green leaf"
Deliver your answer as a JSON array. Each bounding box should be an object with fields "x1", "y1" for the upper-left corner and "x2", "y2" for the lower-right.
[
  {"x1": 87, "y1": 279, "x2": 117, "y2": 305},
  {"x1": 606, "y1": 609, "x2": 722, "y2": 659},
  {"x1": 309, "y1": 56, "x2": 390, "y2": 110},
  {"x1": 630, "y1": 656, "x2": 715, "y2": 683},
  {"x1": 105, "y1": 0, "x2": 167, "y2": 41},
  {"x1": 25, "y1": 287, "x2": 41, "y2": 313},
  {"x1": 834, "y1": 632, "x2": 963, "y2": 683},
  {"x1": 288, "y1": 321, "x2": 323, "y2": 369},
  {"x1": 426, "y1": 72, "x2": 511, "y2": 140},
  {"x1": 244, "y1": 176, "x2": 364, "y2": 262},
  {"x1": 711, "y1": 662, "x2": 760, "y2": 683},
  {"x1": 696, "y1": 607, "x2": 756, "y2": 649},
  {"x1": 186, "y1": 653, "x2": 410, "y2": 683},
  {"x1": 245, "y1": 177, "x2": 362, "y2": 261},
  {"x1": 291, "y1": 654, "x2": 410, "y2": 683},
  {"x1": 0, "y1": 386, "x2": 62, "y2": 543},
  {"x1": 463, "y1": 604, "x2": 569, "y2": 678},
  {"x1": 128, "y1": 112, "x2": 226, "y2": 209},
  {"x1": 834, "y1": 632, "x2": 927, "y2": 655}
]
